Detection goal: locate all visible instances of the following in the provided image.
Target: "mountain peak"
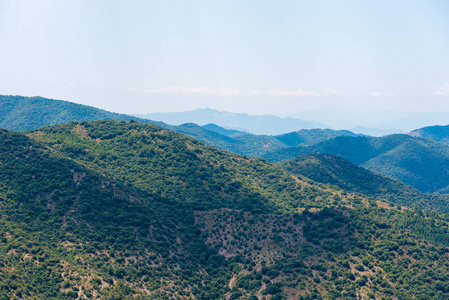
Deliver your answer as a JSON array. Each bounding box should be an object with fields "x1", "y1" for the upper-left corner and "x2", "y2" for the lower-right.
[{"x1": 137, "y1": 108, "x2": 329, "y2": 135}]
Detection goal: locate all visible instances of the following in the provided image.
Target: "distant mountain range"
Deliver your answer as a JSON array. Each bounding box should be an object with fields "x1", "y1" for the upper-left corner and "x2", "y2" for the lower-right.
[
  {"x1": 0, "y1": 95, "x2": 355, "y2": 157},
  {"x1": 157, "y1": 123, "x2": 361, "y2": 158},
  {"x1": 291, "y1": 108, "x2": 449, "y2": 133},
  {"x1": 135, "y1": 108, "x2": 329, "y2": 135},
  {"x1": 4, "y1": 120, "x2": 449, "y2": 298},
  {"x1": 3, "y1": 95, "x2": 449, "y2": 298},
  {"x1": 4, "y1": 94, "x2": 449, "y2": 195}
]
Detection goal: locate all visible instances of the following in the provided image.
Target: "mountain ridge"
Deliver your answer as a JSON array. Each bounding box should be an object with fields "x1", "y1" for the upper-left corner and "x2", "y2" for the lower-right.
[
  {"x1": 408, "y1": 124, "x2": 449, "y2": 145},
  {"x1": 4, "y1": 94, "x2": 449, "y2": 196},
  {"x1": 264, "y1": 134, "x2": 449, "y2": 194},
  {"x1": 277, "y1": 153, "x2": 449, "y2": 213},
  {"x1": 2, "y1": 120, "x2": 449, "y2": 298},
  {"x1": 136, "y1": 108, "x2": 329, "y2": 135},
  {"x1": 0, "y1": 94, "x2": 165, "y2": 131},
  {"x1": 0, "y1": 95, "x2": 354, "y2": 158}
]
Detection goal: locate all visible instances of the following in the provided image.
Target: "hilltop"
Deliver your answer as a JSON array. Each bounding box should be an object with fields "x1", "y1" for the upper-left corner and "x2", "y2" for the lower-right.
[
  {"x1": 274, "y1": 129, "x2": 359, "y2": 147},
  {"x1": 202, "y1": 123, "x2": 246, "y2": 137},
  {"x1": 278, "y1": 153, "x2": 449, "y2": 213},
  {"x1": 0, "y1": 95, "x2": 348, "y2": 158},
  {"x1": 1, "y1": 120, "x2": 449, "y2": 298},
  {"x1": 0, "y1": 95, "x2": 166, "y2": 131},
  {"x1": 408, "y1": 124, "x2": 449, "y2": 145},
  {"x1": 5, "y1": 95, "x2": 449, "y2": 196},
  {"x1": 264, "y1": 134, "x2": 449, "y2": 194}
]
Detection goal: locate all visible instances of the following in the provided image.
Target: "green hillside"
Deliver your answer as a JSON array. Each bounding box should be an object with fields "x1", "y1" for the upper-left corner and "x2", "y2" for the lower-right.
[
  {"x1": 408, "y1": 124, "x2": 449, "y2": 145},
  {"x1": 202, "y1": 123, "x2": 245, "y2": 137},
  {"x1": 174, "y1": 123, "x2": 289, "y2": 157},
  {"x1": 1, "y1": 95, "x2": 368, "y2": 160},
  {"x1": 28, "y1": 120, "x2": 312, "y2": 212},
  {"x1": 278, "y1": 153, "x2": 449, "y2": 213},
  {"x1": 2, "y1": 120, "x2": 449, "y2": 298},
  {"x1": 264, "y1": 134, "x2": 449, "y2": 194},
  {"x1": 233, "y1": 134, "x2": 290, "y2": 156},
  {"x1": 274, "y1": 129, "x2": 358, "y2": 147},
  {"x1": 0, "y1": 95, "x2": 289, "y2": 157},
  {"x1": 0, "y1": 128, "x2": 223, "y2": 299},
  {"x1": 0, "y1": 95, "x2": 165, "y2": 131}
]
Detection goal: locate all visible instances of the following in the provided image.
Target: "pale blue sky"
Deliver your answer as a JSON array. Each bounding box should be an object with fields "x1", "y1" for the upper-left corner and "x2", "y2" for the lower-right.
[{"x1": 1, "y1": 0, "x2": 449, "y2": 128}]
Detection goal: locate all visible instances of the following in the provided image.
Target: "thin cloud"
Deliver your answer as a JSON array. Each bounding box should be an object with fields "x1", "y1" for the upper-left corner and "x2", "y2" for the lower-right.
[
  {"x1": 126, "y1": 86, "x2": 241, "y2": 97},
  {"x1": 322, "y1": 87, "x2": 345, "y2": 95},
  {"x1": 370, "y1": 92, "x2": 395, "y2": 97},
  {"x1": 250, "y1": 89, "x2": 319, "y2": 97},
  {"x1": 434, "y1": 81, "x2": 449, "y2": 96}
]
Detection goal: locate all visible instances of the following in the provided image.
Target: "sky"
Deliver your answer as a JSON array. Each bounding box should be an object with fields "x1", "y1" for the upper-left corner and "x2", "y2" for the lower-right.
[{"x1": 1, "y1": 0, "x2": 449, "y2": 129}]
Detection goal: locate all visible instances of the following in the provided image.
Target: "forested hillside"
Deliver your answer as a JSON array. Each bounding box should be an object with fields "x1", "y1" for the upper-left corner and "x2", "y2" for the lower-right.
[
  {"x1": 1, "y1": 95, "x2": 352, "y2": 158},
  {"x1": 0, "y1": 128, "x2": 215, "y2": 298},
  {"x1": 202, "y1": 123, "x2": 245, "y2": 137},
  {"x1": 171, "y1": 125, "x2": 361, "y2": 157},
  {"x1": 0, "y1": 95, "x2": 162, "y2": 131},
  {"x1": 409, "y1": 124, "x2": 449, "y2": 145},
  {"x1": 173, "y1": 123, "x2": 290, "y2": 157},
  {"x1": 278, "y1": 153, "x2": 449, "y2": 213},
  {"x1": 274, "y1": 129, "x2": 358, "y2": 147},
  {"x1": 264, "y1": 134, "x2": 449, "y2": 194},
  {"x1": 2, "y1": 120, "x2": 449, "y2": 299},
  {"x1": 0, "y1": 95, "x2": 320, "y2": 157}
]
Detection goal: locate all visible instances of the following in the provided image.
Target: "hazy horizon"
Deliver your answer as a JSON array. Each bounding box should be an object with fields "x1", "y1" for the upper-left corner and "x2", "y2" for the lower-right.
[
  {"x1": 137, "y1": 106, "x2": 449, "y2": 133},
  {"x1": 1, "y1": 0, "x2": 449, "y2": 130}
]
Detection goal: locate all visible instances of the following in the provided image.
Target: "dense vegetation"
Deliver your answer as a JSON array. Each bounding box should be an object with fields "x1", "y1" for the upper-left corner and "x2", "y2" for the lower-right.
[
  {"x1": 175, "y1": 125, "x2": 361, "y2": 157},
  {"x1": 0, "y1": 95, "x2": 360, "y2": 160},
  {"x1": 278, "y1": 153, "x2": 449, "y2": 213},
  {"x1": 2, "y1": 120, "x2": 449, "y2": 299},
  {"x1": 202, "y1": 123, "x2": 245, "y2": 137},
  {"x1": 0, "y1": 95, "x2": 301, "y2": 157},
  {"x1": 274, "y1": 129, "x2": 358, "y2": 147},
  {"x1": 173, "y1": 123, "x2": 289, "y2": 157},
  {"x1": 264, "y1": 134, "x2": 449, "y2": 194},
  {"x1": 408, "y1": 124, "x2": 449, "y2": 145},
  {"x1": 0, "y1": 95, "x2": 166, "y2": 132},
  {"x1": 7, "y1": 95, "x2": 449, "y2": 196}
]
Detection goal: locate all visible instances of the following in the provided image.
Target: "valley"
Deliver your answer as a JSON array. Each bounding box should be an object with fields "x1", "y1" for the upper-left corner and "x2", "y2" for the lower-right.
[
  {"x1": 2, "y1": 96, "x2": 449, "y2": 299},
  {"x1": 3, "y1": 2, "x2": 449, "y2": 299}
]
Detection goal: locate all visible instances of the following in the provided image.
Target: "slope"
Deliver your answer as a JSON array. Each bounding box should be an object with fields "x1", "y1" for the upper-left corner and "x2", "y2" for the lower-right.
[
  {"x1": 274, "y1": 128, "x2": 359, "y2": 147},
  {"x1": 1, "y1": 95, "x2": 366, "y2": 160},
  {"x1": 174, "y1": 123, "x2": 289, "y2": 157},
  {"x1": 4, "y1": 121, "x2": 449, "y2": 298},
  {"x1": 278, "y1": 153, "x2": 449, "y2": 213},
  {"x1": 28, "y1": 120, "x2": 317, "y2": 212},
  {"x1": 264, "y1": 134, "x2": 449, "y2": 193},
  {"x1": 0, "y1": 128, "x2": 227, "y2": 299},
  {"x1": 21, "y1": 120, "x2": 449, "y2": 299},
  {"x1": 0, "y1": 95, "x2": 289, "y2": 157},
  {"x1": 408, "y1": 124, "x2": 449, "y2": 145},
  {"x1": 0, "y1": 95, "x2": 169, "y2": 131},
  {"x1": 202, "y1": 123, "x2": 246, "y2": 137}
]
